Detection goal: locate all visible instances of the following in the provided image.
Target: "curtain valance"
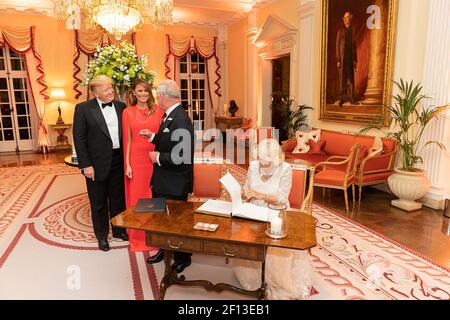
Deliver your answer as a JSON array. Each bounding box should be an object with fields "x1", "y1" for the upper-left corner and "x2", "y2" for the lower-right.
[{"x1": 0, "y1": 25, "x2": 50, "y2": 148}]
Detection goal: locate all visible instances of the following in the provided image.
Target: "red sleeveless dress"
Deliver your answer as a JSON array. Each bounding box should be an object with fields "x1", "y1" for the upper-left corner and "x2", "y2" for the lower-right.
[{"x1": 122, "y1": 105, "x2": 163, "y2": 252}]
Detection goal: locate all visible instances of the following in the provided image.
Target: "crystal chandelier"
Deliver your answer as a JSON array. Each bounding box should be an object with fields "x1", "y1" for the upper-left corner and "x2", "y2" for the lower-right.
[{"x1": 53, "y1": 0, "x2": 173, "y2": 40}]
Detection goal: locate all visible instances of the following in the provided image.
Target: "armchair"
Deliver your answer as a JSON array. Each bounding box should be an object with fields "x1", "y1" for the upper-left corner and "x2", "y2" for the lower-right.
[
  {"x1": 314, "y1": 144, "x2": 361, "y2": 212},
  {"x1": 357, "y1": 143, "x2": 399, "y2": 202},
  {"x1": 190, "y1": 157, "x2": 225, "y2": 201},
  {"x1": 288, "y1": 161, "x2": 315, "y2": 215}
]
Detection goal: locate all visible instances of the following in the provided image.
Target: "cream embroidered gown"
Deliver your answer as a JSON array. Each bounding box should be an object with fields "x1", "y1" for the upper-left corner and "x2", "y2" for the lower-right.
[{"x1": 231, "y1": 160, "x2": 314, "y2": 299}]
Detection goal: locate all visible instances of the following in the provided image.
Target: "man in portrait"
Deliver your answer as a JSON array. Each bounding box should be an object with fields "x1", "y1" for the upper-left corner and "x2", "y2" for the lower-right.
[{"x1": 336, "y1": 11, "x2": 360, "y2": 107}]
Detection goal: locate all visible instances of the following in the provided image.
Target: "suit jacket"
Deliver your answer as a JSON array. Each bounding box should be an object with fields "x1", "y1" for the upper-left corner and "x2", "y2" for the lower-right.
[
  {"x1": 73, "y1": 98, "x2": 126, "y2": 181},
  {"x1": 151, "y1": 105, "x2": 194, "y2": 197},
  {"x1": 336, "y1": 26, "x2": 358, "y2": 86}
]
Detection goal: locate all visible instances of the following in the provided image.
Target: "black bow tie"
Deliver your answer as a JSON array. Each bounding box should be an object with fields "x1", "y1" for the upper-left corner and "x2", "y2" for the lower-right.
[{"x1": 101, "y1": 101, "x2": 113, "y2": 108}]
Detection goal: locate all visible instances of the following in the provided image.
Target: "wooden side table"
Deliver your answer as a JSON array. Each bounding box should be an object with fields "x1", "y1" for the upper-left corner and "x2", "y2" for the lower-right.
[
  {"x1": 64, "y1": 155, "x2": 79, "y2": 167},
  {"x1": 50, "y1": 124, "x2": 72, "y2": 150}
]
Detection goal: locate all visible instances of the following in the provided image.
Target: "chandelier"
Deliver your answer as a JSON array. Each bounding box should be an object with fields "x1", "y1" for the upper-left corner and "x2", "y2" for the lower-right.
[{"x1": 53, "y1": 0, "x2": 173, "y2": 40}]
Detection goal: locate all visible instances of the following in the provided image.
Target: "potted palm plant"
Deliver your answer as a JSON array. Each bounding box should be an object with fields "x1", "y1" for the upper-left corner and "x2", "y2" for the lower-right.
[
  {"x1": 360, "y1": 79, "x2": 448, "y2": 211},
  {"x1": 269, "y1": 91, "x2": 313, "y2": 141}
]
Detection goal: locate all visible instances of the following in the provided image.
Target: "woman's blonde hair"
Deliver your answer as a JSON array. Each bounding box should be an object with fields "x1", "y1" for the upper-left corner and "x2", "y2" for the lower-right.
[
  {"x1": 252, "y1": 138, "x2": 285, "y2": 167},
  {"x1": 89, "y1": 75, "x2": 112, "y2": 94}
]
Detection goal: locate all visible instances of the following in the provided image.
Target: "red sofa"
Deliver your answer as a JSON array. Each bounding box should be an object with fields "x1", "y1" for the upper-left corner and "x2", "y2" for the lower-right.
[{"x1": 282, "y1": 129, "x2": 399, "y2": 200}]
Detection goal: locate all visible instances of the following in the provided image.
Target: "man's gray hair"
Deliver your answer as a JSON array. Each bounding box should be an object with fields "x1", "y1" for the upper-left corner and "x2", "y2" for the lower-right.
[{"x1": 156, "y1": 79, "x2": 180, "y2": 99}]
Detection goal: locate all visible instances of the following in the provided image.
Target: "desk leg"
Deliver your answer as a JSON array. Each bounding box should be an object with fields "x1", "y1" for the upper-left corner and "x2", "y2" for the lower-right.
[
  {"x1": 159, "y1": 250, "x2": 175, "y2": 300},
  {"x1": 258, "y1": 261, "x2": 267, "y2": 300}
]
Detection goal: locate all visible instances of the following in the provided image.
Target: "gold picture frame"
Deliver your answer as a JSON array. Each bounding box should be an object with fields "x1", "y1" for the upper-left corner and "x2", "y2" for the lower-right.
[{"x1": 320, "y1": 0, "x2": 398, "y2": 124}]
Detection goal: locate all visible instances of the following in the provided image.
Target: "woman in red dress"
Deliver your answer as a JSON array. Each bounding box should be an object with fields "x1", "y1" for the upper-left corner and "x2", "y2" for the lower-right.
[{"x1": 122, "y1": 79, "x2": 163, "y2": 252}]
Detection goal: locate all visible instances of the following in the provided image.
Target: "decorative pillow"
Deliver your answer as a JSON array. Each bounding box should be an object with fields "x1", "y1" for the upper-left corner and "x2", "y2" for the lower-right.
[
  {"x1": 308, "y1": 129, "x2": 321, "y2": 143},
  {"x1": 292, "y1": 130, "x2": 322, "y2": 154},
  {"x1": 292, "y1": 130, "x2": 310, "y2": 154},
  {"x1": 307, "y1": 139, "x2": 326, "y2": 155},
  {"x1": 367, "y1": 136, "x2": 383, "y2": 157}
]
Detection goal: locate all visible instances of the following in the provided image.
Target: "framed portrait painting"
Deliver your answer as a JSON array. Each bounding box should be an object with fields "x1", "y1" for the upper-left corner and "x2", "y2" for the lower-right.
[{"x1": 320, "y1": 0, "x2": 398, "y2": 124}]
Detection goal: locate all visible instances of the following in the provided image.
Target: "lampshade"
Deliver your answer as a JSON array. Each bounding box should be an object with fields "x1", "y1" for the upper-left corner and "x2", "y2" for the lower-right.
[{"x1": 50, "y1": 88, "x2": 66, "y2": 100}]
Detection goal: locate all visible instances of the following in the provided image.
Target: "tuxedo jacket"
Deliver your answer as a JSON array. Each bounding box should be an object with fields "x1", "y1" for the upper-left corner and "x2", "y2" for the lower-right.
[
  {"x1": 152, "y1": 105, "x2": 194, "y2": 197},
  {"x1": 73, "y1": 98, "x2": 126, "y2": 181}
]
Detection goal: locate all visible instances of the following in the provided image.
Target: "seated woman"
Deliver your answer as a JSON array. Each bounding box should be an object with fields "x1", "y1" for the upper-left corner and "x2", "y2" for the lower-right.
[{"x1": 231, "y1": 138, "x2": 314, "y2": 299}]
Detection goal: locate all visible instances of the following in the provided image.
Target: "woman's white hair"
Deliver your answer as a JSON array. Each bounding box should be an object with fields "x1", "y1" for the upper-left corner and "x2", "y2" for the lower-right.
[
  {"x1": 156, "y1": 79, "x2": 180, "y2": 99},
  {"x1": 252, "y1": 138, "x2": 285, "y2": 167}
]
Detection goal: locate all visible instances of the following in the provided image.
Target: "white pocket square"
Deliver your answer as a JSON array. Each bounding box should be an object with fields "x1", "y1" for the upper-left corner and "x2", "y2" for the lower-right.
[{"x1": 163, "y1": 128, "x2": 170, "y2": 133}]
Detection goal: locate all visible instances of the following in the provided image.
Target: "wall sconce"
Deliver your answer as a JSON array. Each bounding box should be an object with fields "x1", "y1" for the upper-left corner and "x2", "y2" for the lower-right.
[{"x1": 50, "y1": 88, "x2": 67, "y2": 125}]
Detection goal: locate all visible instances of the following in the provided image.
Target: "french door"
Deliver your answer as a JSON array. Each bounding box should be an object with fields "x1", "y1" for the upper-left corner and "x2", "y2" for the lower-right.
[
  {"x1": 0, "y1": 46, "x2": 35, "y2": 152},
  {"x1": 179, "y1": 53, "x2": 208, "y2": 132}
]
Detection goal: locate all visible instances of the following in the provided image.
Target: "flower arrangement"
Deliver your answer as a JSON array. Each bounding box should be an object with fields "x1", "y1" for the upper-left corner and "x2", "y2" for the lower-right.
[{"x1": 82, "y1": 42, "x2": 155, "y2": 98}]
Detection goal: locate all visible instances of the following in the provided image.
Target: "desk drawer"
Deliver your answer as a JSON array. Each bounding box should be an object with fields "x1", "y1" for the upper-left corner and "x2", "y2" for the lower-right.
[
  {"x1": 148, "y1": 234, "x2": 202, "y2": 253},
  {"x1": 203, "y1": 240, "x2": 265, "y2": 261}
]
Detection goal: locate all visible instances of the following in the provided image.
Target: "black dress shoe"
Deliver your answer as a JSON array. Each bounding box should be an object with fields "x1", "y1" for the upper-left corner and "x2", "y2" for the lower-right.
[
  {"x1": 98, "y1": 239, "x2": 110, "y2": 252},
  {"x1": 113, "y1": 232, "x2": 129, "y2": 241},
  {"x1": 171, "y1": 260, "x2": 191, "y2": 273},
  {"x1": 147, "y1": 249, "x2": 164, "y2": 264}
]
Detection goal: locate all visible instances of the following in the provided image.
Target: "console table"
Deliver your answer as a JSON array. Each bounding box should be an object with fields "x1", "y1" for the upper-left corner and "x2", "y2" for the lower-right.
[
  {"x1": 111, "y1": 200, "x2": 316, "y2": 300},
  {"x1": 214, "y1": 116, "x2": 243, "y2": 132},
  {"x1": 49, "y1": 124, "x2": 72, "y2": 150}
]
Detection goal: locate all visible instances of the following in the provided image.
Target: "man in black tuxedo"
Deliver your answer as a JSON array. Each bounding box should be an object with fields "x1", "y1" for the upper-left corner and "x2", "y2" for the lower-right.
[
  {"x1": 140, "y1": 80, "x2": 194, "y2": 273},
  {"x1": 73, "y1": 75, "x2": 129, "y2": 252}
]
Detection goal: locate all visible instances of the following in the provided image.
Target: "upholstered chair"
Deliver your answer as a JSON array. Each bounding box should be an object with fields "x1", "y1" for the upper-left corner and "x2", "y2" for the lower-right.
[{"x1": 313, "y1": 144, "x2": 361, "y2": 212}]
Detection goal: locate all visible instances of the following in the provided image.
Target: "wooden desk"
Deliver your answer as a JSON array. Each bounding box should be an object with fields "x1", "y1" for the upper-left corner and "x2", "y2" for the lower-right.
[
  {"x1": 214, "y1": 116, "x2": 243, "y2": 132},
  {"x1": 112, "y1": 200, "x2": 316, "y2": 300}
]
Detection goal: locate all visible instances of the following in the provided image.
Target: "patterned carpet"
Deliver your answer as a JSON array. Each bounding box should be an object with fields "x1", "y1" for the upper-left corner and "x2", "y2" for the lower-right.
[{"x1": 0, "y1": 164, "x2": 449, "y2": 300}]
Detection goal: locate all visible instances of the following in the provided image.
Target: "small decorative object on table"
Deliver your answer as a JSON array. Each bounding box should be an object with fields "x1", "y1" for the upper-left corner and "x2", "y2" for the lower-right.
[
  {"x1": 265, "y1": 203, "x2": 287, "y2": 239},
  {"x1": 228, "y1": 100, "x2": 239, "y2": 117}
]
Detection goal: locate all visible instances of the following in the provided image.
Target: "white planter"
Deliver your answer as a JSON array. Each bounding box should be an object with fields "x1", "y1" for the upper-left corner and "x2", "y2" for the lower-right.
[{"x1": 388, "y1": 168, "x2": 431, "y2": 212}]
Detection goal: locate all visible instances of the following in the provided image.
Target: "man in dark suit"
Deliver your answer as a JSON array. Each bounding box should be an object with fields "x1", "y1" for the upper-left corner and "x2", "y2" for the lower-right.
[
  {"x1": 336, "y1": 11, "x2": 359, "y2": 107},
  {"x1": 73, "y1": 75, "x2": 129, "y2": 252},
  {"x1": 140, "y1": 80, "x2": 194, "y2": 273}
]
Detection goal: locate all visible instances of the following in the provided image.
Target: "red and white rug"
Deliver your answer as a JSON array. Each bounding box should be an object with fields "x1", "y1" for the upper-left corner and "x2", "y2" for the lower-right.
[{"x1": 0, "y1": 164, "x2": 449, "y2": 299}]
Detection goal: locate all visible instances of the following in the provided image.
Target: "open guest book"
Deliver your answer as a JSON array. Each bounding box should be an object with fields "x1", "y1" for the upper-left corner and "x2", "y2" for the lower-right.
[{"x1": 195, "y1": 173, "x2": 278, "y2": 222}]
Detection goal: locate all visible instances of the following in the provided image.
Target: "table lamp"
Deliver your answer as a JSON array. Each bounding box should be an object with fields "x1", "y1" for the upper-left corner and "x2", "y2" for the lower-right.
[{"x1": 50, "y1": 88, "x2": 66, "y2": 125}]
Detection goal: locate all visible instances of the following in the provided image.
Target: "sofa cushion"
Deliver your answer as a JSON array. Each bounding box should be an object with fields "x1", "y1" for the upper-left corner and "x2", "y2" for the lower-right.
[
  {"x1": 282, "y1": 139, "x2": 297, "y2": 153},
  {"x1": 308, "y1": 139, "x2": 326, "y2": 155}
]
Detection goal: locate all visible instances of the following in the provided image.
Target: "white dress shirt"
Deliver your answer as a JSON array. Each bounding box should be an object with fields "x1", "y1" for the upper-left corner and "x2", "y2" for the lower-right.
[
  {"x1": 150, "y1": 102, "x2": 181, "y2": 166},
  {"x1": 97, "y1": 98, "x2": 120, "y2": 149}
]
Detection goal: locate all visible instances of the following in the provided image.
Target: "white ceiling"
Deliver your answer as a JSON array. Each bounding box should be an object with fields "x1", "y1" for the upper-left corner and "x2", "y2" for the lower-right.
[{"x1": 0, "y1": 0, "x2": 276, "y2": 27}]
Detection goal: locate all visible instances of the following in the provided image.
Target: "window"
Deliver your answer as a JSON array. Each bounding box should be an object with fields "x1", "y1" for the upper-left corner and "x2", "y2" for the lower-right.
[
  {"x1": 0, "y1": 46, "x2": 34, "y2": 152},
  {"x1": 179, "y1": 53, "x2": 207, "y2": 131}
]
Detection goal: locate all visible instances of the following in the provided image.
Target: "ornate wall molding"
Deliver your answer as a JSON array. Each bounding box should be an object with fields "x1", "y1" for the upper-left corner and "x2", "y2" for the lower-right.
[{"x1": 253, "y1": 15, "x2": 297, "y2": 60}]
